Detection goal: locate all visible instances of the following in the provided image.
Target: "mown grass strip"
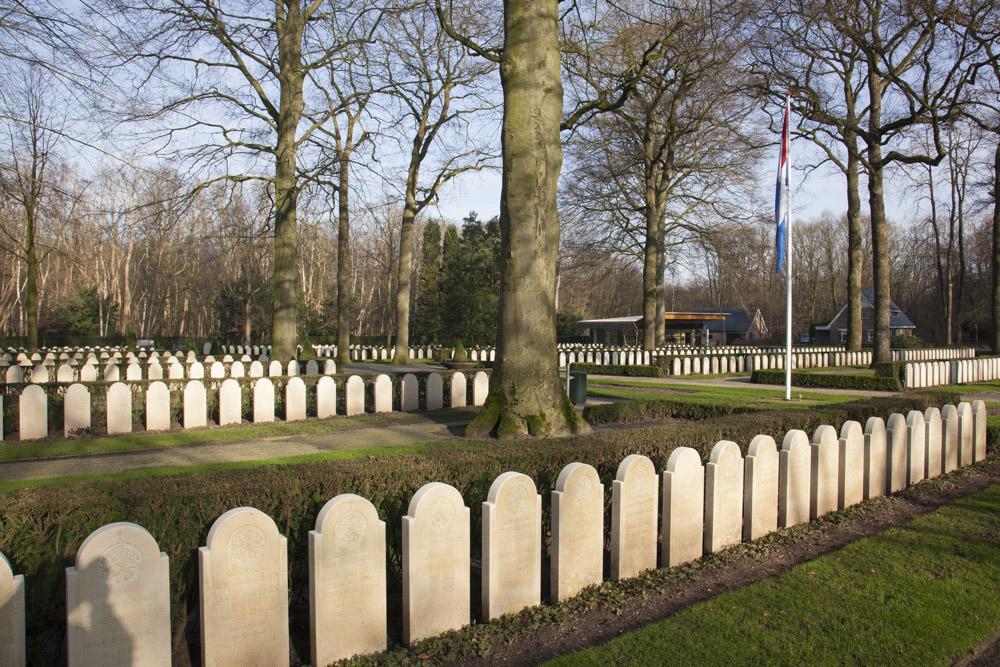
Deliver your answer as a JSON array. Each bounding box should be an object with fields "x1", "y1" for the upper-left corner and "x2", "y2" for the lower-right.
[
  {"x1": 547, "y1": 482, "x2": 1000, "y2": 666},
  {"x1": 0, "y1": 408, "x2": 473, "y2": 462},
  {"x1": 0, "y1": 441, "x2": 450, "y2": 492}
]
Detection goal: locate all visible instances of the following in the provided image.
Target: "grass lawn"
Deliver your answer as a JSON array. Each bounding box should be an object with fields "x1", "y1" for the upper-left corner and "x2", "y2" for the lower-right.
[
  {"x1": 585, "y1": 380, "x2": 861, "y2": 407},
  {"x1": 0, "y1": 408, "x2": 474, "y2": 462},
  {"x1": 547, "y1": 482, "x2": 1000, "y2": 666}
]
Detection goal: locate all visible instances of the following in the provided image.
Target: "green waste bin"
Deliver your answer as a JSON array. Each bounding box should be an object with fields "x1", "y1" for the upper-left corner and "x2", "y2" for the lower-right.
[{"x1": 568, "y1": 371, "x2": 588, "y2": 404}]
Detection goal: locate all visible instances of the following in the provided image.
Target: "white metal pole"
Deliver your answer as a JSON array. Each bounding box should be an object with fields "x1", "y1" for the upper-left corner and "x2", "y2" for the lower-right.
[{"x1": 784, "y1": 96, "x2": 793, "y2": 401}]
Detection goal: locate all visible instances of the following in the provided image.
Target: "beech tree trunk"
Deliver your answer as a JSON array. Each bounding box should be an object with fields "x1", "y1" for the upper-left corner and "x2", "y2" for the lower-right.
[
  {"x1": 641, "y1": 202, "x2": 659, "y2": 351},
  {"x1": 466, "y1": 0, "x2": 589, "y2": 438},
  {"x1": 393, "y1": 200, "x2": 416, "y2": 364},
  {"x1": 845, "y1": 130, "x2": 863, "y2": 351},
  {"x1": 269, "y1": 0, "x2": 306, "y2": 363},
  {"x1": 336, "y1": 155, "x2": 352, "y2": 365},
  {"x1": 992, "y1": 141, "x2": 1000, "y2": 354},
  {"x1": 867, "y1": 70, "x2": 891, "y2": 363}
]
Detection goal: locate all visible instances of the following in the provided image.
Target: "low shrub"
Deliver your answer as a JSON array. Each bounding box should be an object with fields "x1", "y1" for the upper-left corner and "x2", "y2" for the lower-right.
[
  {"x1": 570, "y1": 362, "x2": 664, "y2": 378},
  {"x1": 583, "y1": 399, "x2": 759, "y2": 424},
  {"x1": 751, "y1": 369, "x2": 902, "y2": 391},
  {"x1": 0, "y1": 390, "x2": 959, "y2": 662},
  {"x1": 872, "y1": 361, "x2": 904, "y2": 380}
]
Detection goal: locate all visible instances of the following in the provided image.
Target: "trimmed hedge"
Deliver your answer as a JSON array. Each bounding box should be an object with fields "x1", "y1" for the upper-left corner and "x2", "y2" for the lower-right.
[
  {"x1": 0, "y1": 392, "x2": 958, "y2": 662},
  {"x1": 872, "y1": 361, "x2": 904, "y2": 380},
  {"x1": 583, "y1": 399, "x2": 759, "y2": 424},
  {"x1": 570, "y1": 362, "x2": 665, "y2": 378},
  {"x1": 751, "y1": 369, "x2": 902, "y2": 391}
]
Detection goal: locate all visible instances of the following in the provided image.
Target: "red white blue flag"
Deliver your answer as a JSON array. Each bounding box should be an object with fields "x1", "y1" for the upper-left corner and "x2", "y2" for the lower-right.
[{"x1": 775, "y1": 96, "x2": 790, "y2": 275}]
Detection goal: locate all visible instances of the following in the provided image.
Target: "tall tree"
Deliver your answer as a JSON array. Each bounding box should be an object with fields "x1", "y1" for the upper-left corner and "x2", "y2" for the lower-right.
[
  {"x1": 95, "y1": 0, "x2": 383, "y2": 361},
  {"x1": 413, "y1": 219, "x2": 442, "y2": 342},
  {"x1": 385, "y1": 1, "x2": 497, "y2": 364}
]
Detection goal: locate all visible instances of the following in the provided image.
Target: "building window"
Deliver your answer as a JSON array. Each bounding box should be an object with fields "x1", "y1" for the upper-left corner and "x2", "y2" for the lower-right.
[
  {"x1": 839, "y1": 330, "x2": 847, "y2": 343},
  {"x1": 862, "y1": 308, "x2": 872, "y2": 320},
  {"x1": 867, "y1": 329, "x2": 874, "y2": 343},
  {"x1": 891, "y1": 310, "x2": 900, "y2": 319}
]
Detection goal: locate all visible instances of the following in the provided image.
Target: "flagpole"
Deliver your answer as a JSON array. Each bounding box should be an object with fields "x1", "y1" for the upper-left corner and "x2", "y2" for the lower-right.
[{"x1": 784, "y1": 95, "x2": 793, "y2": 401}]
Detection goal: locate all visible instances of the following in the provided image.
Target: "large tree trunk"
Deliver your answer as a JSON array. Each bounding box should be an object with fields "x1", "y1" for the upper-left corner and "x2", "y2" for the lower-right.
[
  {"x1": 992, "y1": 140, "x2": 1000, "y2": 354},
  {"x1": 655, "y1": 241, "x2": 666, "y2": 347},
  {"x1": 270, "y1": 0, "x2": 305, "y2": 362},
  {"x1": 394, "y1": 148, "x2": 422, "y2": 364},
  {"x1": 867, "y1": 105, "x2": 891, "y2": 361},
  {"x1": 641, "y1": 203, "x2": 659, "y2": 351},
  {"x1": 466, "y1": 0, "x2": 589, "y2": 438},
  {"x1": 845, "y1": 130, "x2": 863, "y2": 351},
  {"x1": 336, "y1": 155, "x2": 352, "y2": 365},
  {"x1": 25, "y1": 213, "x2": 38, "y2": 353}
]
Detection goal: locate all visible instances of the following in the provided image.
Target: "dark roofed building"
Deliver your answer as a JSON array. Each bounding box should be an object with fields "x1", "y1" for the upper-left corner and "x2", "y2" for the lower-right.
[
  {"x1": 813, "y1": 289, "x2": 915, "y2": 344},
  {"x1": 688, "y1": 308, "x2": 769, "y2": 346}
]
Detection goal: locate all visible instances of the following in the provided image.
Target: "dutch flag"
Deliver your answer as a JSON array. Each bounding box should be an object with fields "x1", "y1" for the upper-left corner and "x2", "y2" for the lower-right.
[{"x1": 775, "y1": 96, "x2": 790, "y2": 275}]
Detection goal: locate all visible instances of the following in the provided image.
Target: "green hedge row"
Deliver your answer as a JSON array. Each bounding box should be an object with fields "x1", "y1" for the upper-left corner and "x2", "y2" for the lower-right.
[
  {"x1": 751, "y1": 369, "x2": 902, "y2": 391},
  {"x1": 570, "y1": 362, "x2": 665, "y2": 377},
  {"x1": 583, "y1": 399, "x2": 760, "y2": 424},
  {"x1": 0, "y1": 392, "x2": 958, "y2": 662}
]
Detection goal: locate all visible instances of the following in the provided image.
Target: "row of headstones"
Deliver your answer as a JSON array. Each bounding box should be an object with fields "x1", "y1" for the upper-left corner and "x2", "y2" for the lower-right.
[
  {"x1": 0, "y1": 399, "x2": 986, "y2": 667},
  {"x1": 668, "y1": 355, "x2": 746, "y2": 376},
  {"x1": 3, "y1": 357, "x2": 337, "y2": 385},
  {"x1": 1, "y1": 348, "x2": 275, "y2": 374},
  {"x1": 3, "y1": 345, "x2": 273, "y2": 364},
  {"x1": 338, "y1": 347, "x2": 497, "y2": 362},
  {"x1": 12, "y1": 371, "x2": 490, "y2": 441},
  {"x1": 892, "y1": 347, "x2": 975, "y2": 361},
  {"x1": 904, "y1": 358, "x2": 1000, "y2": 388},
  {"x1": 207, "y1": 343, "x2": 271, "y2": 356}
]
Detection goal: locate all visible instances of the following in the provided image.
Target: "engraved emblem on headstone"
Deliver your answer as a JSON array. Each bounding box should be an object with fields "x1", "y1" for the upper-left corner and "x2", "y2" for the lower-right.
[
  {"x1": 335, "y1": 511, "x2": 366, "y2": 549},
  {"x1": 505, "y1": 483, "x2": 529, "y2": 518},
  {"x1": 227, "y1": 525, "x2": 265, "y2": 568},
  {"x1": 98, "y1": 542, "x2": 142, "y2": 586},
  {"x1": 571, "y1": 474, "x2": 592, "y2": 507},
  {"x1": 428, "y1": 497, "x2": 454, "y2": 534}
]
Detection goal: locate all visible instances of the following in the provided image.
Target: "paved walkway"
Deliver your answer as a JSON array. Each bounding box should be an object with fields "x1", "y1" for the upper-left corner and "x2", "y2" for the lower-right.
[
  {"x1": 0, "y1": 372, "x2": 965, "y2": 484},
  {"x1": 0, "y1": 417, "x2": 472, "y2": 482}
]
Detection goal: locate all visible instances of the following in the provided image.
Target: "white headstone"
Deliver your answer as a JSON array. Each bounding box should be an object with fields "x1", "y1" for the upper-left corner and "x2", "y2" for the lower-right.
[
  {"x1": 316, "y1": 377, "x2": 336, "y2": 419},
  {"x1": 230, "y1": 361, "x2": 245, "y2": 378},
  {"x1": 838, "y1": 421, "x2": 864, "y2": 509},
  {"x1": 863, "y1": 417, "x2": 887, "y2": 499},
  {"x1": 125, "y1": 363, "x2": 142, "y2": 381},
  {"x1": 189, "y1": 361, "x2": 205, "y2": 379},
  {"x1": 103, "y1": 364, "x2": 120, "y2": 382},
  {"x1": 66, "y1": 522, "x2": 170, "y2": 667},
  {"x1": 80, "y1": 364, "x2": 97, "y2": 382},
  {"x1": 218, "y1": 379, "x2": 241, "y2": 426},
  {"x1": 924, "y1": 407, "x2": 943, "y2": 478},
  {"x1": 941, "y1": 404, "x2": 959, "y2": 473},
  {"x1": 345, "y1": 376, "x2": 365, "y2": 416},
  {"x1": 885, "y1": 413, "x2": 908, "y2": 493},
  {"x1": 199, "y1": 507, "x2": 288, "y2": 667},
  {"x1": 705, "y1": 440, "x2": 743, "y2": 553},
  {"x1": 183, "y1": 380, "x2": 207, "y2": 429},
  {"x1": 31, "y1": 365, "x2": 48, "y2": 383},
  {"x1": 145, "y1": 381, "x2": 171, "y2": 432},
  {"x1": 285, "y1": 377, "x2": 306, "y2": 422},
  {"x1": 473, "y1": 371, "x2": 489, "y2": 406},
  {"x1": 906, "y1": 410, "x2": 926, "y2": 485},
  {"x1": 551, "y1": 463, "x2": 603, "y2": 604},
  {"x1": 662, "y1": 447, "x2": 704, "y2": 567},
  {"x1": 286, "y1": 360, "x2": 299, "y2": 377},
  {"x1": 450, "y1": 372, "x2": 467, "y2": 408},
  {"x1": 425, "y1": 373, "x2": 443, "y2": 411},
  {"x1": 309, "y1": 494, "x2": 387, "y2": 666},
  {"x1": 253, "y1": 378, "x2": 275, "y2": 423},
  {"x1": 482, "y1": 472, "x2": 542, "y2": 620},
  {"x1": 402, "y1": 483, "x2": 470, "y2": 645},
  {"x1": 779, "y1": 430, "x2": 811, "y2": 527},
  {"x1": 147, "y1": 362, "x2": 163, "y2": 380},
  {"x1": 57, "y1": 363, "x2": 75, "y2": 383},
  {"x1": 373, "y1": 374, "x2": 392, "y2": 413},
  {"x1": 268, "y1": 360, "x2": 282, "y2": 377},
  {"x1": 249, "y1": 361, "x2": 264, "y2": 378},
  {"x1": 743, "y1": 435, "x2": 778, "y2": 541},
  {"x1": 64, "y1": 383, "x2": 91, "y2": 437},
  {"x1": 400, "y1": 374, "x2": 418, "y2": 412},
  {"x1": 209, "y1": 361, "x2": 225, "y2": 379},
  {"x1": 973, "y1": 399, "x2": 987, "y2": 462},
  {"x1": 0, "y1": 551, "x2": 25, "y2": 667},
  {"x1": 957, "y1": 401, "x2": 974, "y2": 467},
  {"x1": 611, "y1": 454, "x2": 659, "y2": 581},
  {"x1": 168, "y1": 363, "x2": 184, "y2": 380},
  {"x1": 106, "y1": 383, "x2": 132, "y2": 435},
  {"x1": 305, "y1": 360, "x2": 319, "y2": 376}
]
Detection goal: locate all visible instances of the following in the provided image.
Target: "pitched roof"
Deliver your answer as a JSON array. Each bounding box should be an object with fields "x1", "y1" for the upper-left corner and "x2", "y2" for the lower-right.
[
  {"x1": 687, "y1": 308, "x2": 758, "y2": 333},
  {"x1": 816, "y1": 290, "x2": 915, "y2": 329}
]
